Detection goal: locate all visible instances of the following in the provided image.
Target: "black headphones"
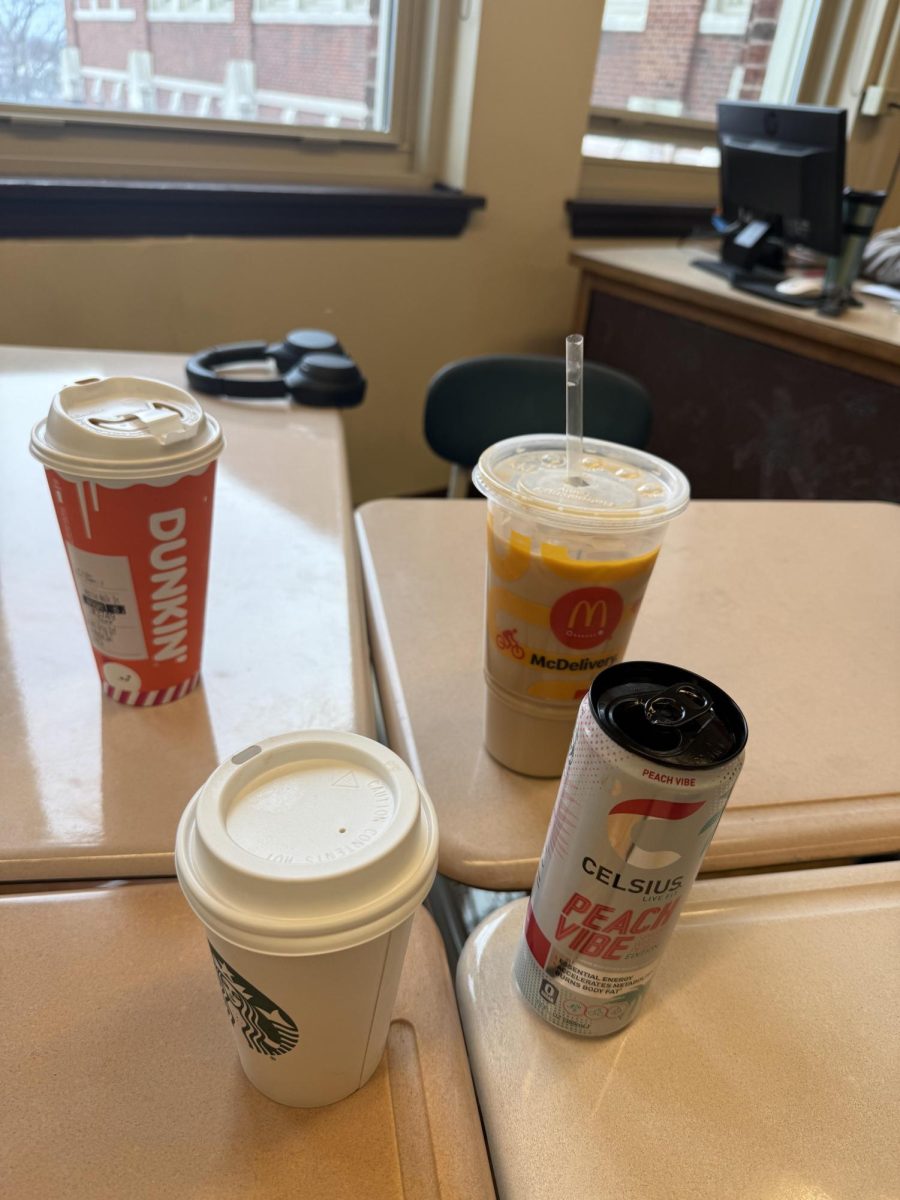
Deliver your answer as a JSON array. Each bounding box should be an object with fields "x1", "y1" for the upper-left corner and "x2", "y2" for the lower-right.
[{"x1": 186, "y1": 329, "x2": 366, "y2": 408}]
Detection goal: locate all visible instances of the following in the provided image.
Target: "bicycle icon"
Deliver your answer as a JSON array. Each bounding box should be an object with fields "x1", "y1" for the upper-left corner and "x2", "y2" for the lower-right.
[{"x1": 496, "y1": 628, "x2": 525, "y2": 659}]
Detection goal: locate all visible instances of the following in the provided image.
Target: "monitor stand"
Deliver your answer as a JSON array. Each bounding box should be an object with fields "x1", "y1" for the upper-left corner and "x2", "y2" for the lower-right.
[
  {"x1": 692, "y1": 258, "x2": 784, "y2": 284},
  {"x1": 692, "y1": 258, "x2": 823, "y2": 309},
  {"x1": 732, "y1": 274, "x2": 822, "y2": 308},
  {"x1": 691, "y1": 217, "x2": 824, "y2": 308}
]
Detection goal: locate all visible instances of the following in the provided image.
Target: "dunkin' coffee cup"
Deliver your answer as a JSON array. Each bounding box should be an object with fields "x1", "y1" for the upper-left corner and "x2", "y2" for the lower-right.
[
  {"x1": 473, "y1": 434, "x2": 689, "y2": 777},
  {"x1": 30, "y1": 376, "x2": 223, "y2": 706},
  {"x1": 175, "y1": 731, "x2": 439, "y2": 1108}
]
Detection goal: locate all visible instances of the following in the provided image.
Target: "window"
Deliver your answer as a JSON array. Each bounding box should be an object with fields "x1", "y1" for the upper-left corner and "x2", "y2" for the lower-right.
[
  {"x1": 146, "y1": 0, "x2": 234, "y2": 22},
  {"x1": 0, "y1": 0, "x2": 461, "y2": 192},
  {"x1": 579, "y1": 0, "x2": 900, "y2": 215},
  {"x1": 582, "y1": 0, "x2": 829, "y2": 197},
  {"x1": 74, "y1": 0, "x2": 136, "y2": 21},
  {"x1": 591, "y1": 0, "x2": 820, "y2": 127},
  {"x1": 2, "y1": 0, "x2": 391, "y2": 130},
  {"x1": 602, "y1": 0, "x2": 649, "y2": 33},
  {"x1": 699, "y1": 0, "x2": 752, "y2": 37},
  {"x1": 252, "y1": 0, "x2": 372, "y2": 23}
]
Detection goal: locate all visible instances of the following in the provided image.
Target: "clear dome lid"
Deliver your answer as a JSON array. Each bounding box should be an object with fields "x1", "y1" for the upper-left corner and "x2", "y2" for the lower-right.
[{"x1": 473, "y1": 434, "x2": 689, "y2": 531}]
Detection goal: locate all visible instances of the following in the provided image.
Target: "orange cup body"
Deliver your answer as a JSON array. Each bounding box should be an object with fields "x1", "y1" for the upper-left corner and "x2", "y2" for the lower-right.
[{"x1": 45, "y1": 463, "x2": 217, "y2": 706}]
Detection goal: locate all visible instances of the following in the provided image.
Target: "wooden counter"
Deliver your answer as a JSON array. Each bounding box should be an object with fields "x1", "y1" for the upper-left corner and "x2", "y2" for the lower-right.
[
  {"x1": 572, "y1": 243, "x2": 900, "y2": 501},
  {"x1": 573, "y1": 243, "x2": 900, "y2": 383},
  {"x1": 0, "y1": 882, "x2": 494, "y2": 1199},
  {"x1": 457, "y1": 861, "x2": 900, "y2": 1200},
  {"x1": 357, "y1": 498, "x2": 900, "y2": 891},
  {"x1": 0, "y1": 346, "x2": 374, "y2": 882}
]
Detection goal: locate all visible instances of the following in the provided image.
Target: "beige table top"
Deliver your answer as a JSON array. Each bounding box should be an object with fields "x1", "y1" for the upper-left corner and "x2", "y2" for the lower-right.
[
  {"x1": 570, "y1": 243, "x2": 900, "y2": 384},
  {"x1": 0, "y1": 881, "x2": 494, "y2": 1199},
  {"x1": 357, "y1": 499, "x2": 900, "y2": 889},
  {"x1": 1, "y1": 346, "x2": 373, "y2": 881},
  {"x1": 457, "y1": 860, "x2": 900, "y2": 1200}
]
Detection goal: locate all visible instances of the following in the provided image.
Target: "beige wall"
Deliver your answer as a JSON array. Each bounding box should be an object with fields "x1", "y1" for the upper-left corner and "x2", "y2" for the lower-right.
[{"x1": 0, "y1": 1, "x2": 605, "y2": 503}]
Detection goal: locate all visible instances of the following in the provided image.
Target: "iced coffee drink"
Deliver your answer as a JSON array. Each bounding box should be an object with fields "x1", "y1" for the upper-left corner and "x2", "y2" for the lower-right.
[{"x1": 473, "y1": 435, "x2": 689, "y2": 777}]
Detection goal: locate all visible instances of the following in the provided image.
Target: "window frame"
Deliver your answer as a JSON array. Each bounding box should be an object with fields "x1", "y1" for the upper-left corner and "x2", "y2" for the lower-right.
[
  {"x1": 74, "y1": 0, "x2": 137, "y2": 21},
  {"x1": 601, "y1": 0, "x2": 649, "y2": 33},
  {"x1": 698, "y1": 0, "x2": 752, "y2": 37},
  {"x1": 145, "y1": 0, "x2": 235, "y2": 24},
  {"x1": 0, "y1": 0, "x2": 457, "y2": 189},
  {"x1": 579, "y1": 0, "x2": 883, "y2": 205},
  {"x1": 251, "y1": 0, "x2": 373, "y2": 23}
]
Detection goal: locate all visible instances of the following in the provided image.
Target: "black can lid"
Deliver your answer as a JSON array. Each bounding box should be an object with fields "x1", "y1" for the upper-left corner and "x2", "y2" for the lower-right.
[{"x1": 590, "y1": 661, "x2": 748, "y2": 769}]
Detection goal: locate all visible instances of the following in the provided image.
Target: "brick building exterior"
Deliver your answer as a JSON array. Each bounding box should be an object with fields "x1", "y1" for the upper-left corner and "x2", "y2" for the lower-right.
[
  {"x1": 59, "y1": 0, "x2": 784, "y2": 131},
  {"x1": 62, "y1": 0, "x2": 380, "y2": 127},
  {"x1": 592, "y1": 0, "x2": 784, "y2": 122}
]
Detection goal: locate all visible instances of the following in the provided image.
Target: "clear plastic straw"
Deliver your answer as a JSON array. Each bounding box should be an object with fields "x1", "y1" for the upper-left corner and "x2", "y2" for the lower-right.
[{"x1": 565, "y1": 333, "x2": 585, "y2": 485}]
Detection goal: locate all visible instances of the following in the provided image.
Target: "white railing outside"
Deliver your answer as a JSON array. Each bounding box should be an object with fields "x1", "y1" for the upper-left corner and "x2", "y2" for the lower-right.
[{"x1": 61, "y1": 49, "x2": 368, "y2": 125}]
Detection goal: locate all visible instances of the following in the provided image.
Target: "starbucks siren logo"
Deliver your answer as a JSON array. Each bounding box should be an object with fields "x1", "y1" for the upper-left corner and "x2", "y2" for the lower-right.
[{"x1": 209, "y1": 945, "x2": 299, "y2": 1058}]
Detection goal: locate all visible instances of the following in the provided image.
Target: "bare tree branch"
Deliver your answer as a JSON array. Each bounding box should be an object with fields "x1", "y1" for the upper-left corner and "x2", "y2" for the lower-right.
[{"x1": 0, "y1": 0, "x2": 65, "y2": 102}]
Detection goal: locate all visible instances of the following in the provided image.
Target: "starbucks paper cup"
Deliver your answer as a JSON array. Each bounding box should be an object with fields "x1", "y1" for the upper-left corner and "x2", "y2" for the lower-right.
[
  {"x1": 175, "y1": 731, "x2": 439, "y2": 1108},
  {"x1": 30, "y1": 376, "x2": 223, "y2": 705}
]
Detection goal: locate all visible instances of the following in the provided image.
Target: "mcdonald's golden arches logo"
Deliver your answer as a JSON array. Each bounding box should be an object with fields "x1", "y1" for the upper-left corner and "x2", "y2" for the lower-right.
[{"x1": 550, "y1": 586, "x2": 623, "y2": 649}]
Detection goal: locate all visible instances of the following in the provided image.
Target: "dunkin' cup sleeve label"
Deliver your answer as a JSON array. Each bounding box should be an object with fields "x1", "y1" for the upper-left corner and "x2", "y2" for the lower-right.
[{"x1": 46, "y1": 464, "x2": 217, "y2": 705}]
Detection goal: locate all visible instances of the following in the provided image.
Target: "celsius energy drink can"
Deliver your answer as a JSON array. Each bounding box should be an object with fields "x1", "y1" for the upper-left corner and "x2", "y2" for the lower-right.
[{"x1": 514, "y1": 661, "x2": 747, "y2": 1036}]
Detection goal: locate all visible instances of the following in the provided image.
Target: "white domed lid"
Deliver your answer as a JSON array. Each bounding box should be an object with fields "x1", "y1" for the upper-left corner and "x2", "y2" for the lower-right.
[
  {"x1": 473, "y1": 434, "x2": 689, "y2": 531},
  {"x1": 175, "y1": 731, "x2": 439, "y2": 955},
  {"x1": 30, "y1": 376, "x2": 222, "y2": 480}
]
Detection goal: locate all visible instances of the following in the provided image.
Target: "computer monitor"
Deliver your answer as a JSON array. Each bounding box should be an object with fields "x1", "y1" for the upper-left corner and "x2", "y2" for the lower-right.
[{"x1": 695, "y1": 102, "x2": 846, "y2": 298}]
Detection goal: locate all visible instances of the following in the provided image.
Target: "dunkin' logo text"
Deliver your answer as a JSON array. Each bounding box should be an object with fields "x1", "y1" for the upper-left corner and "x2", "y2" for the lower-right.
[
  {"x1": 149, "y1": 508, "x2": 189, "y2": 664},
  {"x1": 550, "y1": 587, "x2": 623, "y2": 650}
]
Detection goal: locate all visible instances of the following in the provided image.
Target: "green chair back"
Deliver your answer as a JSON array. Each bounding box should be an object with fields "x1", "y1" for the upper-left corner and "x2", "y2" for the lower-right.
[{"x1": 424, "y1": 355, "x2": 652, "y2": 483}]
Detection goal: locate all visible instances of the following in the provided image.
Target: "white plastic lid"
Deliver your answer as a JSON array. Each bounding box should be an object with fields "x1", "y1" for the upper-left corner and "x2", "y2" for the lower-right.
[
  {"x1": 175, "y1": 731, "x2": 439, "y2": 955},
  {"x1": 30, "y1": 375, "x2": 223, "y2": 481},
  {"x1": 473, "y1": 434, "x2": 689, "y2": 531}
]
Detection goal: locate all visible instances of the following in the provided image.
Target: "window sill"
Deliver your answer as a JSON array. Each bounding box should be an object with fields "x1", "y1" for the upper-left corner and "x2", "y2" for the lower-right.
[
  {"x1": 698, "y1": 13, "x2": 749, "y2": 35},
  {"x1": 74, "y1": 8, "x2": 137, "y2": 19},
  {"x1": 566, "y1": 199, "x2": 714, "y2": 238},
  {"x1": 583, "y1": 137, "x2": 720, "y2": 167},
  {"x1": 0, "y1": 178, "x2": 486, "y2": 238},
  {"x1": 146, "y1": 12, "x2": 235, "y2": 21},
  {"x1": 579, "y1": 149, "x2": 719, "y2": 207},
  {"x1": 600, "y1": 17, "x2": 647, "y2": 32},
  {"x1": 251, "y1": 13, "x2": 372, "y2": 24}
]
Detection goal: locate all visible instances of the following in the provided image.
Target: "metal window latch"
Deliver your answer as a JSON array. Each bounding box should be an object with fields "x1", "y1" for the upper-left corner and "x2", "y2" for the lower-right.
[{"x1": 861, "y1": 86, "x2": 900, "y2": 117}]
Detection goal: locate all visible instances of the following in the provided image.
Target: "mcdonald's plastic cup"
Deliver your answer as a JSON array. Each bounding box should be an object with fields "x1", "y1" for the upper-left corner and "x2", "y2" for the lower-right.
[
  {"x1": 175, "y1": 731, "x2": 439, "y2": 1108},
  {"x1": 30, "y1": 376, "x2": 223, "y2": 706},
  {"x1": 473, "y1": 434, "x2": 689, "y2": 777}
]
